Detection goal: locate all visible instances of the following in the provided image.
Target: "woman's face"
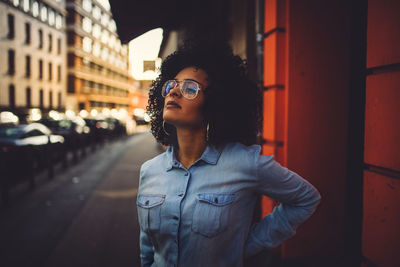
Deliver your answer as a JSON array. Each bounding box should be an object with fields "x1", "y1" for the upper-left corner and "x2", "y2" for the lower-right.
[{"x1": 163, "y1": 67, "x2": 209, "y2": 129}]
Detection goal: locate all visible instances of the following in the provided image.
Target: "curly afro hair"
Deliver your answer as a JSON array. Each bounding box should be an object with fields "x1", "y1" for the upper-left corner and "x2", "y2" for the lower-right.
[{"x1": 147, "y1": 40, "x2": 262, "y2": 148}]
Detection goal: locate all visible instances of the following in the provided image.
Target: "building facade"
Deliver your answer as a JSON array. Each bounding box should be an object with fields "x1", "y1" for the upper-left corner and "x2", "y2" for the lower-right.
[
  {"x1": 65, "y1": 0, "x2": 132, "y2": 114},
  {"x1": 0, "y1": 0, "x2": 67, "y2": 119}
]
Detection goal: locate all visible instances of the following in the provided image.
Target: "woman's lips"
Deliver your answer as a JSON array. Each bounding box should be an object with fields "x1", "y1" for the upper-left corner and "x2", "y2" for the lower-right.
[{"x1": 166, "y1": 101, "x2": 181, "y2": 109}]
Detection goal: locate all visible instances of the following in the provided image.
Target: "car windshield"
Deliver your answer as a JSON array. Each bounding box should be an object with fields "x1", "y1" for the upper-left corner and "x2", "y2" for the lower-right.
[
  {"x1": 0, "y1": 127, "x2": 24, "y2": 139},
  {"x1": 59, "y1": 120, "x2": 72, "y2": 129}
]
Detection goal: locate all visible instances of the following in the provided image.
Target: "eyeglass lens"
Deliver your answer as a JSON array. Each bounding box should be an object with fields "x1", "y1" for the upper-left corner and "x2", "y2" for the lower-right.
[{"x1": 162, "y1": 80, "x2": 199, "y2": 99}]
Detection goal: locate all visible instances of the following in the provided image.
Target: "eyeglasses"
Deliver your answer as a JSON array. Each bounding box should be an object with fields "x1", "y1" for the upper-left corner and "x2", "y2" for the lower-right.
[{"x1": 161, "y1": 79, "x2": 203, "y2": 99}]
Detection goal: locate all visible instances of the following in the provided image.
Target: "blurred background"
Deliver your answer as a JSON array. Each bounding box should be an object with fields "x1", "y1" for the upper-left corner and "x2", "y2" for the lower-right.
[{"x1": 0, "y1": 0, "x2": 399, "y2": 266}]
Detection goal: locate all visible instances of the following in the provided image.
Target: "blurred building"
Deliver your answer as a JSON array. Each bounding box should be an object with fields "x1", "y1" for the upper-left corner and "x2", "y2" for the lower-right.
[
  {"x1": 65, "y1": 0, "x2": 133, "y2": 114},
  {"x1": 0, "y1": 0, "x2": 67, "y2": 119}
]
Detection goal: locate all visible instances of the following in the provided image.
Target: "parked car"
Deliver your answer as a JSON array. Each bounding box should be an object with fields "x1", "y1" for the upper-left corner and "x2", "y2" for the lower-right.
[
  {"x1": 39, "y1": 117, "x2": 90, "y2": 162},
  {"x1": 83, "y1": 118, "x2": 108, "y2": 146},
  {"x1": 0, "y1": 123, "x2": 64, "y2": 202},
  {"x1": 105, "y1": 118, "x2": 127, "y2": 139}
]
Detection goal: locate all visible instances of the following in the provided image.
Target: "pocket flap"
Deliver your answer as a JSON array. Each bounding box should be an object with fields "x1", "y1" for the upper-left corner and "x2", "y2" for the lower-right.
[
  {"x1": 198, "y1": 193, "x2": 236, "y2": 206},
  {"x1": 137, "y1": 194, "x2": 165, "y2": 208}
]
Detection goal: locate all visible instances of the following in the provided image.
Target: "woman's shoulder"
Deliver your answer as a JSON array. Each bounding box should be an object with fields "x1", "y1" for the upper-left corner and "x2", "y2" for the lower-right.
[
  {"x1": 222, "y1": 142, "x2": 262, "y2": 156},
  {"x1": 217, "y1": 142, "x2": 264, "y2": 167},
  {"x1": 140, "y1": 150, "x2": 169, "y2": 173}
]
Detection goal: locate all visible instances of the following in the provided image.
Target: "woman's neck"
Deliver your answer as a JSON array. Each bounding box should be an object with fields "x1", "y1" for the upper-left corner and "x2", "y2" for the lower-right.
[{"x1": 175, "y1": 127, "x2": 207, "y2": 169}]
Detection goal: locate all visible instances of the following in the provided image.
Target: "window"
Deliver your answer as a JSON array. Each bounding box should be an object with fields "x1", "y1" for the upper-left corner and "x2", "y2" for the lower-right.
[
  {"x1": 57, "y1": 38, "x2": 61, "y2": 54},
  {"x1": 38, "y1": 29, "x2": 43, "y2": 49},
  {"x1": 23, "y1": 0, "x2": 30, "y2": 12},
  {"x1": 9, "y1": 85, "x2": 15, "y2": 108},
  {"x1": 49, "y1": 10, "x2": 55, "y2": 26},
  {"x1": 32, "y1": 2, "x2": 39, "y2": 17},
  {"x1": 8, "y1": 50, "x2": 15, "y2": 75},
  {"x1": 41, "y1": 6, "x2": 47, "y2": 22},
  {"x1": 101, "y1": 30, "x2": 108, "y2": 43},
  {"x1": 82, "y1": 37, "x2": 92, "y2": 53},
  {"x1": 109, "y1": 20, "x2": 116, "y2": 32},
  {"x1": 26, "y1": 87, "x2": 31, "y2": 107},
  {"x1": 49, "y1": 91, "x2": 53, "y2": 109},
  {"x1": 110, "y1": 35, "x2": 115, "y2": 49},
  {"x1": 108, "y1": 52, "x2": 114, "y2": 64},
  {"x1": 97, "y1": 0, "x2": 110, "y2": 11},
  {"x1": 25, "y1": 55, "x2": 31, "y2": 77},
  {"x1": 68, "y1": 75, "x2": 75, "y2": 93},
  {"x1": 39, "y1": 59, "x2": 43, "y2": 79},
  {"x1": 57, "y1": 65, "x2": 61, "y2": 82},
  {"x1": 101, "y1": 13, "x2": 108, "y2": 26},
  {"x1": 93, "y1": 24, "x2": 101, "y2": 38},
  {"x1": 39, "y1": 89, "x2": 44, "y2": 108},
  {"x1": 25, "y1": 22, "x2": 31, "y2": 44},
  {"x1": 116, "y1": 40, "x2": 121, "y2": 52},
  {"x1": 93, "y1": 6, "x2": 101, "y2": 20},
  {"x1": 67, "y1": 32, "x2": 75, "y2": 45},
  {"x1": 56, "y1": 14, "x2": 62, "y2": 29},
  {"x1": 48, "y1": 33, "x2": 52, "y2": 52},
  {"x1": 7, "y1": 14, "x2": 15, "y2": 39},
  {"x1": 48, "y1": 62, "x2": 52, "y2": 80},
  {"x1": 101, "y1": 47, "x2": 108, "y2": 61},
  {"x1": 82, "y1": 17, "x2": 92, "y2": 33},
  {"x1": 13, "y1": 0, "x2": 19, "y2": 7},
  {"x1": 83, "y1": 0, "x2": 92, "y2": 12},
  {"x1": 93, "y1": 42, "x2": 100, "y2": 57},
  {"x1": 58, "y1": 92, "x2": 62, "y2": 108},
  {"x1": 67, "y1": 53, "x2": 74, "y2": 67}
]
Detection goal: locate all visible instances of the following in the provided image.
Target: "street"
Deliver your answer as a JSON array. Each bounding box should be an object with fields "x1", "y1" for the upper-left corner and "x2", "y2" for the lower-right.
[{"x1": 0, "y1": 132, "x2": 162, "y2": 267}]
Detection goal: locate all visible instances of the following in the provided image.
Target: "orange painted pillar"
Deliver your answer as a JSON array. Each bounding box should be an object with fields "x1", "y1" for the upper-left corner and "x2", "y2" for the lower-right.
[
  {"x1": 261, "y1": 0, "x2": 288, "y2": 217},
  {"x1": 262, "y1": 0, "x2": 355, "y2": 263}
]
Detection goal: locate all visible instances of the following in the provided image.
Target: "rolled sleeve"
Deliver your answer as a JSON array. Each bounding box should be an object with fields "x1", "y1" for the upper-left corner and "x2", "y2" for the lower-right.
[{"x1": 244, "y1": 153, "x2": 321, "y2": 257}]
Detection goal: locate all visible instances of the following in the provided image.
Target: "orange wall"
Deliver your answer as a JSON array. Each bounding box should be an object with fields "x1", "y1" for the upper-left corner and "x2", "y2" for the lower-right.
[
  {"x1": 262, "y1": 0, "x2": 352, "y2": 261},
  {"x1": 362, "y1": 0, "x2": 400, "y2": 266},
  {"x1": 262, "y1": 0, "x2": 400, "y2": 265}
]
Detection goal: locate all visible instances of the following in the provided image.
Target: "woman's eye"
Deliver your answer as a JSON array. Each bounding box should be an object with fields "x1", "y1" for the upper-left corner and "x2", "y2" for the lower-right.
[{"x1": 186, "y1": 88, "x2": 197, "y2": 94}]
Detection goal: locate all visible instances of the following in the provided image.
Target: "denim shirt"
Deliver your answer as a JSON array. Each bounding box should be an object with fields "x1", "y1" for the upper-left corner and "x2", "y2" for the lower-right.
[{"x1": 137, "y1": 142, "x2": 321, "y2": 267}]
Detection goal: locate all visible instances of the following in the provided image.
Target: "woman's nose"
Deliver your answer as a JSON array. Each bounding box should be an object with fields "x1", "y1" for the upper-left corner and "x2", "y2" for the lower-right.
[{"x1": 168, "y1": 84, "x2": 181, "y2": 97}]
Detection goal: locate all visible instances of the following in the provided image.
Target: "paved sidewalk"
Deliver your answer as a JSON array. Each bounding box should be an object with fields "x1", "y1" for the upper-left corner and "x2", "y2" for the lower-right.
[{"x1": 44, "y1": 132, "x2": 162, "y2": 267}]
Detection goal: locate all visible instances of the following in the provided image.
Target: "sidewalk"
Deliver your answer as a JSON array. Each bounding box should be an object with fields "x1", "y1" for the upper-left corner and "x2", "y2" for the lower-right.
[{"x1": 44, "y1": 132, "x2": 162, "y2": 267}]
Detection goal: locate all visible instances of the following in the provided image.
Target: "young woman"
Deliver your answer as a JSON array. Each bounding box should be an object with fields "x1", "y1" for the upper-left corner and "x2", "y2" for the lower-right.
[{"x1": 137, "y1": 42, "x2": 321, "y2": 267}]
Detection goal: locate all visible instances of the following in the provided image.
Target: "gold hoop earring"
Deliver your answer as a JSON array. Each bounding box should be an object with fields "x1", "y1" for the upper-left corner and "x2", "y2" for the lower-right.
[
  {"x1": 206, "y1": 123, "x2": 210, "y2": 142},
  {"x1": 162, "y1": 121, "x2": 170, "y2": 136}
]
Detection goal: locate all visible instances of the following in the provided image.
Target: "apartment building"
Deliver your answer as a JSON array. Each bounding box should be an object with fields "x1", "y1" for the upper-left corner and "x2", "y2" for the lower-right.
[
  {"x1": 65, "y1": 0, "x2": 133, "y2": 113},
  {"x1": 0, "y1": 0, "x2": 67, "y2": 118}
]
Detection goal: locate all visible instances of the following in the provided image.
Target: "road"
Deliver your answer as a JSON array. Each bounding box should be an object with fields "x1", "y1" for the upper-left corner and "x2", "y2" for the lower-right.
[{"x1": 0, "y1": 132, "x2": 162, "y2": 267}]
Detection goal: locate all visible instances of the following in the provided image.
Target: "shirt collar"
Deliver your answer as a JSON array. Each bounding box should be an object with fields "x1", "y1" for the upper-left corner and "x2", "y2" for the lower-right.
[{"x1": 165, "y1": 144, "x2": 222, "y2": 171}]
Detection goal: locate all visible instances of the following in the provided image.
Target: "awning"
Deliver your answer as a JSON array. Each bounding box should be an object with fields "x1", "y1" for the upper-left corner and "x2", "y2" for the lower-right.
[{"x1": 109, "y1": 0, "x2": 230, "y2": 43}]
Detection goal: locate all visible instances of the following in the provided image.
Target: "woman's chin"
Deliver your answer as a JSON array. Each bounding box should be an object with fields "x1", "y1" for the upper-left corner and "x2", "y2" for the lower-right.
[{"x1": 163, "y1": 116, "x2": 179, "y2": 125}]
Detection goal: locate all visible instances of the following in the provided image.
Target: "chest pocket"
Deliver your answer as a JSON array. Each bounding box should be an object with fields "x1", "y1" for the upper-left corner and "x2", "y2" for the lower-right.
[
  {"x1": 192, "y1": 193, "x2": 236, "y2": 238},
  {"x1": 137, "y1": 194, "x2": 165, "y2": 233}
]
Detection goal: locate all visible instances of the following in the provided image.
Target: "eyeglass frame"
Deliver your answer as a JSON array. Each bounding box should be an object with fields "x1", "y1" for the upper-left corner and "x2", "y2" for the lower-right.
[{"x1": 161, "y1": 79, "x2": 204, "y2": 100}]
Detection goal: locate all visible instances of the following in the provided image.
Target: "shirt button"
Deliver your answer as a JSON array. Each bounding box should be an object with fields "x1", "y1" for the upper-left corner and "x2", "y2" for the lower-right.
[
  {"x1": 178, "y1": 193, "x2": 184, "y2": 197},
  {"x1": 173, "y1": 216, "x2": 179, "y2": 220},
  {"x1": 145, "y1": 200, "x2": 149, "y2": 205}
]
